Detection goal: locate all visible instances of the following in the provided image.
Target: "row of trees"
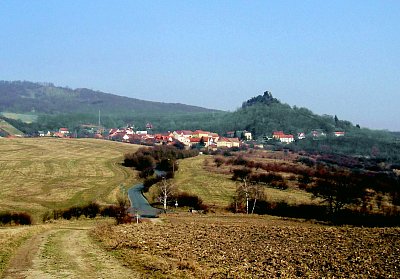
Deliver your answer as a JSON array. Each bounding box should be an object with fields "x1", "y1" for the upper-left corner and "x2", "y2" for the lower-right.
[
  {"x1": 222, "y1": 151, "x2": 400, "y2": 225},
  {"x1": 124, "y1": 145, "x2": 198, "y2": 178}
]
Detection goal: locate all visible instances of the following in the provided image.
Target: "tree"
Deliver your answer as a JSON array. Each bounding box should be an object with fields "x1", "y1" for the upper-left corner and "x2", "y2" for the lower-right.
[
  {"x1": 232, "y1": 168, "x2": 265, "y2": 214},
  {"x1": 198, "y1": 137, "x2": 206, "y2": 148},
  {"x1": 157, "y1": 177, "x2": 176, "y2": 211},
  {"x1": 308, "y1": 172, "x2": 362, "y2": 216},
  {"x1": 249, "y1": 184, "x2": 265, "y2": 214},
  {"x1": 334, "y1": 115, "x2": 339, "y2": 127},
  {"x1": 232, "y1": 167, "x2": 264, "y2": 214},
  {"x1": 232, "y1": 167, "x2": 252, "y2": 214}
]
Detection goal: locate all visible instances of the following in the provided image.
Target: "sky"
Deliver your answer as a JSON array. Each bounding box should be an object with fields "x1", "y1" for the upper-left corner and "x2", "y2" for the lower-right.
[{"x1": 1, "y1": 1, "x2": 399, "y2": 130}]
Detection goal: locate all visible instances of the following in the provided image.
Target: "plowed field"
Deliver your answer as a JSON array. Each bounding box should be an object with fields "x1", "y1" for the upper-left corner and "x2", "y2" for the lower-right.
[{"x1": 94, "y1": 214, "x2": 400, "y2": 278}]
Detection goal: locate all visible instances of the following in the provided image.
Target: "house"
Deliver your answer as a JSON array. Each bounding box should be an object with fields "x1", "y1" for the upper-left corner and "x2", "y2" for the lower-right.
[
  {"x1": 217, "y1": 137, "x2": 240, "y2": 148},
  {"x1": 175, "y1": 136, "x2": 191, "y2": 146},
  {"x1": 108, "y1": 129, "x2": 126, "y2": 141},
  {"x1": 53, "y1": 132, "x2": 65, "y2": 138},
  {"x1": 243, "y1": 131, "x2": 252, "y2": 141},
  {"x1": 210, "y1": 133, "x2": 220, "y2": 142},
  {"x1": 189, "y1": 137, "x2": 202, "y2": 148},
  {"x1": 173, "y1": 130, "x2": 193, "y2": 146},
  {"x1": 297, "y1": 132, "x2": 306, "y2": 140},
  {"x1": 272, "y1": 131, "x2": 294, "y2": 144},
  {"x1": 192, "y1": 130, "x2": 211, "y2": 138},
  {"x1": 136, "y1": 130, "x2": 148, "y2": 135},
  {"x1": 38, "y1": 131, "x2": 45, "y2": 137},
  {"x1": 279, "y1": 134, "x2": 294, "y2": 144},
  {"x1": 173, "y1": 130, "x2": 193, "y2": 138},
  {"x1": 311, "y1": 130, "x2": 327, "y2": 139},
  {"x1": 59, "y1": 128, "x2": 69, "y2": 135},
  {"x1": 154, "y1": 132, "x2": 174, "y2": 142},
  {"x1": 334, "y1": 131, "x2": 345, "y2": 137},
  {"x1": 122, "y1": 134, "x2": 131, "y2": 142}
]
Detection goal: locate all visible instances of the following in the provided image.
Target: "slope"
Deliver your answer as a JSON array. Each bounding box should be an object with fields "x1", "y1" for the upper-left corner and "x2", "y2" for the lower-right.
[
  {"x1": 0, "y1": 119, "x2": 24, "y2": 136},
  {"x1": 0, "y1": 138, "x2": 140, "y2": 221},
  {"x1": 215, "y1": 91, "x2": 350, "y2": 137},
  {"x1": 0, "y1": 80, "x2": 219, "y2": 115}
]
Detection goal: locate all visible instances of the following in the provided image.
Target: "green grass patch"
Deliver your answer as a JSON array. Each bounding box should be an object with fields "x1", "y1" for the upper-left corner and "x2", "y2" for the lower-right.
[
  {"x1": 174, "y1": 156, "x2": 237, "y2": 207},
  {"x1": 1, "y1": 112, "x2": 38, "y2": 123}
]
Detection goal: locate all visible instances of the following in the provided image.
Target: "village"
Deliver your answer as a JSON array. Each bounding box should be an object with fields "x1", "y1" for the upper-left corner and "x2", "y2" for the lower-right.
[{"x1": 36, "y1": 125, "x2": 346, "y2": 150}]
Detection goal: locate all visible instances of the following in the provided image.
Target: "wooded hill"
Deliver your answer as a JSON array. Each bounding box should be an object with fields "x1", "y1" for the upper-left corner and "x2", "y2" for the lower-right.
[
  {"x1": 0, "y1": 81, "x2": 218, "y2": 115},
  {"x1": 1, "y1": 81, "x2": 399, "y2": 162}
]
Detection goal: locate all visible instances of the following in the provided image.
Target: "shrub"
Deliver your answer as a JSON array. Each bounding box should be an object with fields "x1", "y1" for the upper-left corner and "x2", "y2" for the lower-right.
[
  {"x1": 214, "y1": 156, "x2": 225, "y2": 167},
  {"x1": 297, "y1": 156, "x2": 315, "y2": 167},
  {"x1": 0, "y1": 211, "x2": 33, "y2": 225},
  {"x1": 173, "y1": 192, "x2": 206, "y2": 210},
  {"x1": 82, "y1": 202, "x2": 100, "y2": 218}
]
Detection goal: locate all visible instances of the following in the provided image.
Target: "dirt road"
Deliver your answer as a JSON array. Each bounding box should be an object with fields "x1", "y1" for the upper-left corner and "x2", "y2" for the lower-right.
[{"x1": 2, "y1": 224, "x2": 139, "y2": 279}]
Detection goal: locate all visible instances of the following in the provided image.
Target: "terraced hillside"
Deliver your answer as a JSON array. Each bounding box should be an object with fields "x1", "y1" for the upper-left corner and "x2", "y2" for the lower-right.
[{"x1": 0, "y1": 138, "x2": 140, "y2": 221}]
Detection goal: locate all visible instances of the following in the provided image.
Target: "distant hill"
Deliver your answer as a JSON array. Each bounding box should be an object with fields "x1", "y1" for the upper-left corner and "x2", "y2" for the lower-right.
[
  {"x1": 0, "y1": 81, "x2": 219, "y2": 115},
  {"x1": 215, "y1": 91, "x2": 353, "y2": 137}
]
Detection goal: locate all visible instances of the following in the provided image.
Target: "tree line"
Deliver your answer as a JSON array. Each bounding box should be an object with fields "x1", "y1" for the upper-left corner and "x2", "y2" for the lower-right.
[{"x1": 219, "y1": 152, "x2": 400, "y2": 226}]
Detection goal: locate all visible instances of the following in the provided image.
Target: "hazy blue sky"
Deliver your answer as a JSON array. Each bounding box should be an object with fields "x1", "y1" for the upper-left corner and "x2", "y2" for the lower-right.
[{"x1": 1, "y1": 1, "x2": 399, "y2": 130}]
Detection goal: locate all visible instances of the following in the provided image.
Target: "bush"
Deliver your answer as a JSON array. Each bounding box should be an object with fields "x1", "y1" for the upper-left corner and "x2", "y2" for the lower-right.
[
  {"x1": 173, "y1": 192, "x2": 206, "y2": 210},
  {"x1": 0, "y1": 211, "x2": 33, "y2": 225},
  {"x1": 297, "y1": 156, "x2": 315, "y2": 167},
  {"x1": 82, "y1": 202, "x2": 100, "y2": 218},
  {"x1": 100, "y1": 205, "x2": 131, "y2": 224}
]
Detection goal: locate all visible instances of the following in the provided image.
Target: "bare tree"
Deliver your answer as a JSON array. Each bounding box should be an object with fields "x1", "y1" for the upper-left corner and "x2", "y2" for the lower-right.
[
  {"x1": 250, "y1": 184, "x2": 265, "y2": 214},
  {"x1": 233, "y1": 167, "x2": 253, "y2": 214},
  {"x1": 157, "y1": 178, "x2": 176, "y2": 211}
]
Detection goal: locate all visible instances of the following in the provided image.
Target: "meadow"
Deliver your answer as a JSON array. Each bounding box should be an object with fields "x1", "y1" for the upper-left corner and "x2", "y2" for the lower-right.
[
  {"x1": 0, "y1": 138, "x2": 140, "y2": 222},
  {"x1": 172, "y1": 155, "x2": 316, "y2": 209}
]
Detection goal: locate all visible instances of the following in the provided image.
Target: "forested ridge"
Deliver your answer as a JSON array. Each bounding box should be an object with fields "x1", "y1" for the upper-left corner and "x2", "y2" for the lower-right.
[
  {"x1": 1, "y1": 81, "x2": 399, "y2": 163},
  {"x1": 0, "y1": 80, "x2": 218, "y2": 115}
]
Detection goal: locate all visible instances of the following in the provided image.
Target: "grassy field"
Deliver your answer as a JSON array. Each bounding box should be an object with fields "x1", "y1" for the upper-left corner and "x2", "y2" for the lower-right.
[
  {"x1": 173, "y1": 155, "x2": 315, "y2": 209},
  {"x1": 173, "y1": 156, "x2": 237, "y2": 207},
  {"x1": 0, "y1": 138, "x2": 140, "y2": 222},
  {"x1": 1, "y1": 112, "x2": 38, "y2": 123}
]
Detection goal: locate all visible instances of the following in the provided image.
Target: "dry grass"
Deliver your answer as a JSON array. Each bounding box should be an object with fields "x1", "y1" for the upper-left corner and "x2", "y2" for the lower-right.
[
  {"x1": 93, "y1": 214, "x2": 400, "y2": 278},
  {"x1": 0, "y1": 138, "x2": 140, "y2": 222},
  {"x1": 174, "y1": 155, "x2": 316, "y2": 209},
  {"x1": 0, "y1": 224, "x2": 48, "y2": 274},
  {"x1": 173, "y1": 156, "x2": 237, "y2": 207}
]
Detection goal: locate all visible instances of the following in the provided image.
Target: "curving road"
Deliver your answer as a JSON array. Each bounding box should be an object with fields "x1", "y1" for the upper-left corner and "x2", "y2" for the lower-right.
[{"x1": 127, "y1": 184, "x2": 162, "y2": 218}]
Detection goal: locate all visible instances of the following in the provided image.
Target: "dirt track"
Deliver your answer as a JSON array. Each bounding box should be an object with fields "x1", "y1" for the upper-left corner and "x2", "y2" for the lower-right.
[{"x1": 2, "y1": 225, "x2": 139, "y2": 279}]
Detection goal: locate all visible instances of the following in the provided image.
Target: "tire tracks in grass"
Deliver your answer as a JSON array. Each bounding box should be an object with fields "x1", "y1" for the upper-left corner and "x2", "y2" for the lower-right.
[{"x1": 2, "y1": 224, "x2": 140, "y2": 279}]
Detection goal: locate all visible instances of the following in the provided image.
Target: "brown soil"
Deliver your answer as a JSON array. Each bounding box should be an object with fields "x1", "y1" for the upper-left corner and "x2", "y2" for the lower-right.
[{"x1": 94, "y1": 214, "x2": 400, "y2": 278}]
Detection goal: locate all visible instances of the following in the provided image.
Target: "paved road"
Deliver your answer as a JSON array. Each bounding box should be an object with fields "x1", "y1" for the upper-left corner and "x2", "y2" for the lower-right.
[{"x1": 127, "y1": 184, "x2": 162, "y2": 218}]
